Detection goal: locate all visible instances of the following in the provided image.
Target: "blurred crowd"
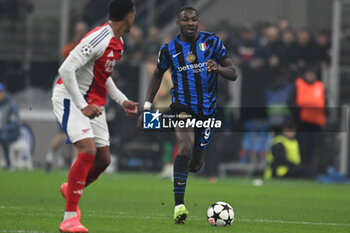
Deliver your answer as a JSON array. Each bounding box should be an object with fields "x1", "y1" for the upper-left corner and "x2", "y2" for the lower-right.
[
  {"x1": 233, "y1": 19, "x2": 330, "y2": 72},
  {"x1": 121, "y1": 18, "x2": 330, "y2": 71}
]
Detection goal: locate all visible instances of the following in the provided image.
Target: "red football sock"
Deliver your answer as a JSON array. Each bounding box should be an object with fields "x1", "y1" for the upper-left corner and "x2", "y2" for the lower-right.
[
  {"x1": 85, "y1": 164, "x2": 106, "y2": 187},
  {"x1": 65, "y1": 153, "x2": 95, "y2": 211}
]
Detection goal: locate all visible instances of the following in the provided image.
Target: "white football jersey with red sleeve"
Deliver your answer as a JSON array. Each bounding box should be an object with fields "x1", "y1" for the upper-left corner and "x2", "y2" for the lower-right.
[{"x1": 54, "y1": 22, "x2": 124, "y2": 106}]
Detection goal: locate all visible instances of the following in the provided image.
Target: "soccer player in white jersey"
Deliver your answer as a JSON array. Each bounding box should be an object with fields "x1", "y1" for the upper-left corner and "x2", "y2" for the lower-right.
[{"x1": 52, "y1": 0, "x2": 137, "y2": 232}]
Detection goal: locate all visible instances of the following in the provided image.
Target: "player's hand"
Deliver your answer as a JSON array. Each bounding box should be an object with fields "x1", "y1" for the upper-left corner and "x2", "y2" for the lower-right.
[
  {"x1": 122, "y1": 100, "x2": 139, "y2": 117},
  {"x1": 81, "y1": 104, "x2": 102, "y2": 119},
  {"x1": 207, "y1": 59, "x2": 218, "y2": 72}
]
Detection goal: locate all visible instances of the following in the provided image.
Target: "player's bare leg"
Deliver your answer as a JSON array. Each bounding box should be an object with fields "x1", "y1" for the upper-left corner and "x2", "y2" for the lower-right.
[
  {"x1": 173, "y1": 127, "x2": 194, "y2": 224},
  {"x1": 188, "y1": 149, "x2": 206, "y2": 172},
  {"x1": 85, "y1": 146, "x2": 111, "y2": 187},
  {"x1": 59, "y1": 138, "x2": 96, "y2": 233},
  {"x1": 49, "y1": 132, "x2": 65, "y2": 153},
  {"x1": 175, "y1": 127, "x2": 195, "y2": 160}
]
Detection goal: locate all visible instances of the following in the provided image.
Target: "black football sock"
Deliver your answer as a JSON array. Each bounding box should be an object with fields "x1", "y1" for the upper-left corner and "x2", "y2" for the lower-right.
[{"x1": 173, "y1": 155, "x2": 190, "y2": 206}]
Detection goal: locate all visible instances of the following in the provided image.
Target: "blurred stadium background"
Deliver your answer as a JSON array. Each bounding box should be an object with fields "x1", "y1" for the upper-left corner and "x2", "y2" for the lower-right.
[{"x1": 0, "y1": 0, "x2": 349, "y2": 180}]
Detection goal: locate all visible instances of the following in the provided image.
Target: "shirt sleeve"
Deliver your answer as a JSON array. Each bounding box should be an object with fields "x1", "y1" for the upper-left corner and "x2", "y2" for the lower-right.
[
  {"x1": 68, "y1": 36, "x2": 105, "y2": 66},
  {"x1": 213, "y1": 35, "x2": 229, "y2": 63},
  {"x1": 106, "y1": 77, "x2": 128, "y2": 106},
  {"x1": 58, "y1": 55, "x2": 89, "y2": 109},
  {"x1": 58, "y1": 34, "x2": 108, "y2": 109},
  {"x1": 157, "y1": 44, "x2": 170, "y2": 71}
]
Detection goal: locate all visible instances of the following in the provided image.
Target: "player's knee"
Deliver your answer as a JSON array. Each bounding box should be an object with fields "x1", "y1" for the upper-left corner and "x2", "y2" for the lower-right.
[
  {"x1": 75, "y1": 139, "x2": 97, "y2": 155},
  {"x1": 98, "y1": 156, "x2": 111, "y2": 169},
  {"x1": 178, "y1": 142, "x2": 194, "y2": 157},
  {"x1": 79, "y1": 146, "x2": 97, "y2": 156},
  {"x1": 94, "y1": 150, "x2": 111, "y2": 169}
]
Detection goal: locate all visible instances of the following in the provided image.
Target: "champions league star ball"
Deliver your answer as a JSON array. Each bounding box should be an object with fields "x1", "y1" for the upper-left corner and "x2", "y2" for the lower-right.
[{"x1": 207, "y1": 201, "x2": 234, "y2": 226}]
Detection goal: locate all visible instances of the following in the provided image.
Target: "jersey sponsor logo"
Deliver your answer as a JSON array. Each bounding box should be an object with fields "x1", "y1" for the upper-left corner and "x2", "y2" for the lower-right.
[
  {"x1": 107, "y1": 50, "x2": 114, "y2": 57},
  {"x1": 81, "y1": 44, "x2": 92, "y2": 57},
  {"x1": 104, "y1": 59, "x2": 117, "y2": 73},
  {"x1": 177, "y1": 62, "x2": 207, "y2": 72},
  {"x1": 172, "y1": 51, "x2": 182, "y2": 58},
  {"x1": 199, "y1": 43, "x2": 207, "y2": 51}
]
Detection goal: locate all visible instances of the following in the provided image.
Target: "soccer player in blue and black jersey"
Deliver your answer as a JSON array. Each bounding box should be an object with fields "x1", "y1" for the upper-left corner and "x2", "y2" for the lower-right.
[{"x1": 137, "y1": 6, "x2": 237, "y2": 224}]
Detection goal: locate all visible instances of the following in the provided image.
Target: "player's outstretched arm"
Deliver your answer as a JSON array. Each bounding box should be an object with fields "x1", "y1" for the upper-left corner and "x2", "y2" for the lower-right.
[
  {"x1": 106, "y1": 77, "x2": 128, "y2": 105},
  {"x1": 137, "y1": 67, "x2": 165, "y2": 131},
  {"x1": 106, "y1": 77, "x2": 138, "y2": 117},
  {"x1": 145, "y1": 67, "x2": 166, "y2": 104},
  {"x1": 207, "y1": 58, "x2": 237, "y2": 81}
]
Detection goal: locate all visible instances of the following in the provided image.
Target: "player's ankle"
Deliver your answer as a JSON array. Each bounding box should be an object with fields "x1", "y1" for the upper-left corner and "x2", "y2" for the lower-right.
[
  {"x1": 63, "y1": 211, "x2": 77, "y2": 221},
  {"x1": 174, "y1": 204, "x2": 185, "y2": 211}
]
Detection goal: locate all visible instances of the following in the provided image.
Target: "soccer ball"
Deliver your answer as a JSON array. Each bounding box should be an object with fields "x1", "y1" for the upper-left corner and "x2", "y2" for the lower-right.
[{"x1": 207, "y1": 201, "x2": 234, "y2": 226}]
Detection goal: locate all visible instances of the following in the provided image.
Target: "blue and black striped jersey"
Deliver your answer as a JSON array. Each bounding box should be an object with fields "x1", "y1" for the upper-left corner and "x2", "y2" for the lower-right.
[{"x1": 157, "y1": 31, "x2": 229, "y2": 116}]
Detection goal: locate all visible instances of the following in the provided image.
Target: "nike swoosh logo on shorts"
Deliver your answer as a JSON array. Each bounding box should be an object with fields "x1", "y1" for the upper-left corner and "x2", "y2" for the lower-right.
[
  {"x1": 173, "y1": 52, "x2": 182, "y2": 58},
  {"x1": 200, "y1": 142, "x2": 208, "y2": 147}
]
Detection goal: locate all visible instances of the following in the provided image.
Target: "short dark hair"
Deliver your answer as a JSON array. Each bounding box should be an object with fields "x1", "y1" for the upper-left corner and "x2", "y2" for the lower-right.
[
  {"x1": 177, "y1": 6, "x2": 198, "y2": 18},
  {"x1": 109, "y1": 0, "x2": 134, "y2": 21}
]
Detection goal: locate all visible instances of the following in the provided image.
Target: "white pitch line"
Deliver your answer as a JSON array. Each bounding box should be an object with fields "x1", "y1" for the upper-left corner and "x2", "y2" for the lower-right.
[
  {"x1": 0, "y1": 231, "x2": 54, "y2": 233},
  {"x1": 1, "y1": 206, "x2": 349, "y2": 228},
  {"x1": 237, "y1": 218, "x2": 350, "y2": 227},
  {"x1": 0, "y1": 206, "x2": 21, "y2": 209}
]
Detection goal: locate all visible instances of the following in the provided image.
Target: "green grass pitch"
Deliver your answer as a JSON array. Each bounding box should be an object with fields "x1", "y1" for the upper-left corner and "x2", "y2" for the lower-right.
[{"x1": 0, "y1": 170, "x2": 349, "y2": 233}]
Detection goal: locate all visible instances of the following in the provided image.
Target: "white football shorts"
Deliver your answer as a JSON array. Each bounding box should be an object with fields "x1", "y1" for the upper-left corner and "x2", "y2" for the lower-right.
[{"x1": 52, "y1": 96, "x2": 109, "y2": 148}]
